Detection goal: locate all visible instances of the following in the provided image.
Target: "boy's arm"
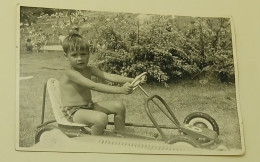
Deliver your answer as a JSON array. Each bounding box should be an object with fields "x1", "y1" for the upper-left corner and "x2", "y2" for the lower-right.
[
  {"x1": 91, "y1": 67, "x2": 134, "y2": 84},
  {"x1": 66, "y1": 70, "x2": 132, "y2": 94}
]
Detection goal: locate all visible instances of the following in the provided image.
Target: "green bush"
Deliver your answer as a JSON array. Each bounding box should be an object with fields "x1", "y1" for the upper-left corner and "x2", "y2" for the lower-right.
[
  {"x1": 171, "y1": 17, "x2": 235, "y2": 82},
  {"x1": 94, "y1": 16, "x2": 235, "y2": 83},
  {"x1": 95, "y1": 45, "x2": 198, "y2": 83}
]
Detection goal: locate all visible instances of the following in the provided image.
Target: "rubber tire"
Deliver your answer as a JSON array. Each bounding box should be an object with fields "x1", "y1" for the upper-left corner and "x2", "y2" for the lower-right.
[
  {"x1": 184, "y1": 112, "x2": 219, "y2": 135},
  {"x1": 167, "y1": 135, "x2": 201, "y2": 148}
]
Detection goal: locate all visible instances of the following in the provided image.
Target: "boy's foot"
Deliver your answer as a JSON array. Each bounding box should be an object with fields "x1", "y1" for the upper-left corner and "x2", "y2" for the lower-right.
[
  {"x1": 115, "y1": 133, "x2": 125, "y2": 138},
  {"x1": 114, "y1": 130, "x2": 126, "y2": 138},
  {"x1": 103, "y1": 129, "x2": 123, "y2": 137}
]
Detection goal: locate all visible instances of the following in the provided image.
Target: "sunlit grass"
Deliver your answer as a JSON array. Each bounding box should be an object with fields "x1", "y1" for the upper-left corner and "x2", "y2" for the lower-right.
[{"x1": 19, "y1": 51, "x2": 242, "y2": 149}]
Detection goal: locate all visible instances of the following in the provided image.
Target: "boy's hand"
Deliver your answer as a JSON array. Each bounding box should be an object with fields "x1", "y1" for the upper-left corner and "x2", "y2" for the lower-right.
[{"x1": 122, "y1": 82, "x2": 133, "y2": 94}]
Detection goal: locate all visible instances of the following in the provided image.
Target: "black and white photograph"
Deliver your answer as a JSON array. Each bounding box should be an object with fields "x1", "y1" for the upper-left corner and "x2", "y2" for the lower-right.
[{"x1": 17, "y1": 5, "x2": 244, "y2": 155}]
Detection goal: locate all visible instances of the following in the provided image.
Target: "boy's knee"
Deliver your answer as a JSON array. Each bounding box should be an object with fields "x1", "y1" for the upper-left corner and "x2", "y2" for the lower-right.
[
  {"x1": 114, "y1": 101, "x2": 125, "y2": 113},
  {"x1": 94, "y1": 113, "x2": 108, "y2": 127}
]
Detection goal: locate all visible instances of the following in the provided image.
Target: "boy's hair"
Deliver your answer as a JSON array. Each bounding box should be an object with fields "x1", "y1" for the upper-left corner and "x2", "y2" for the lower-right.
[{"x1": 62, "y1": 33, "x2": 90, "y2": 55}]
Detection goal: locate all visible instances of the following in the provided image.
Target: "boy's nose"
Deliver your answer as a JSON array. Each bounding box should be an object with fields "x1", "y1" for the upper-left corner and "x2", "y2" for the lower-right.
[{"x1": 77, "y1": 56, "x2": 82, "y2": 60}]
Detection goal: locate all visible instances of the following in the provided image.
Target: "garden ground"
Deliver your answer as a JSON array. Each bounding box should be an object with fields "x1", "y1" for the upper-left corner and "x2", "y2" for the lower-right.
[{"x1": 18, "y1": 51, "x2": 242, "y2": 150}]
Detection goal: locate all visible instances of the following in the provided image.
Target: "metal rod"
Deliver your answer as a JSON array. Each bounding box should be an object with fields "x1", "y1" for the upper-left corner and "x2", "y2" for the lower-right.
[
  {"x1": 36, "y1": 120, "x2": 56, "y2": 129},
  {"x1": 138, "y1": 85, "x2": 150, "y2": 97},
  {"x1": 138, "y1": 85, "x2": 179, "y2": 127},
  {"x1": 145, "y1": 102, "x2": 167, "y2": 140},
  {"x1": 41, "y1": 82, "x2": 47, "y2": 124},
  {"x1": 107, "y1": 121, "x2": 178, "y2": 129},
  {"x1": 144, "y1": 95, "x2": 183, "y2": 142},
  {"x1": 153, "y1": 95, "x2": 181, "y2": 126}
]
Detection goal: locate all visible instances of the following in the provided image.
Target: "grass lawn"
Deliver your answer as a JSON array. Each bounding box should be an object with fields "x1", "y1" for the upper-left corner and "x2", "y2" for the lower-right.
[{"x1": 18, "y1": 51, "x2": 242, "y2": 150}]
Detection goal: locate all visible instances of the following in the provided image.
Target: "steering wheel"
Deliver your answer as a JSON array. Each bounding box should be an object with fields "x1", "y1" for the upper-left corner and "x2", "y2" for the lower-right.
[{"x1": 130, "y1": 72, "x2": 147, "y2": 90}]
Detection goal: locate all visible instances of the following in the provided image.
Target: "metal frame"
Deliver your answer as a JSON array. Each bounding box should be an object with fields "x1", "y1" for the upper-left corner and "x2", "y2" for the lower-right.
[
  {"x1": 145, "y1": 94, "x2": 181, "y2": 141},
  {"x1": 37, "y1": 77, "x2": 218, "y2": 146}
]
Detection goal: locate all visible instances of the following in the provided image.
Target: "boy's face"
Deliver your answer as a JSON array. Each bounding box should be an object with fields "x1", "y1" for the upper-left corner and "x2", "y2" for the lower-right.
[{"x1": 65, "y1": 51, "x2": 90, "y2": 69}]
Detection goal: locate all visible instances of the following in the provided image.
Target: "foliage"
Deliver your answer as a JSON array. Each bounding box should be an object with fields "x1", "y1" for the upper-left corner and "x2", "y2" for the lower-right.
[
  {"x1": 172, "y1": 17, "x2": 234, "y2": 82},
  {"x1": 95, "y1": 47, "x2": 170, "y2": 83},
  {"x1": 20, "y1": 7, "x2": 235, "y2": 83},
  {"x1": 94, "y1": 15, "x2": 234, "y2": 83},
  {"x1": 20, "y1": 7, "x2": 38, "y2": 26},
  {"x1": 20, "y1": 6, "x2": 66, "y2": 25}
]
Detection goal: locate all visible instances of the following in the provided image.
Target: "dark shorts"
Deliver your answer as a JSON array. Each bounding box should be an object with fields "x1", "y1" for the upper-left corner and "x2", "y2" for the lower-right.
[{"x1": 61, "y1": 102, "x2": 94, "y2": 122}]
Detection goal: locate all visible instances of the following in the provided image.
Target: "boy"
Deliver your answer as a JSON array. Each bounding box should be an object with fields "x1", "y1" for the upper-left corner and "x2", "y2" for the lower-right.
[{"x1": 60, "y1": 33, "x2": 135, "y2": 135}]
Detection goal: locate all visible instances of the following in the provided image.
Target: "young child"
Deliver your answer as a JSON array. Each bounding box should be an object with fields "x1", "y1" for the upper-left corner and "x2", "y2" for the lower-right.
[
  {"x1": 60, "y1": 33, "x2": 135, "y2": 135},
  {"x1": 25, "y1": 38, "x2": 33, "y2": 52}
]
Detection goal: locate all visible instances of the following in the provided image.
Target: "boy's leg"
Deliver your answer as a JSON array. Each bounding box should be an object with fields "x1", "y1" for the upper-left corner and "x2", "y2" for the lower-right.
[
  {"x1": 72, "y1": 109, "x2": 108, "y2": 135},
  {"x1": 93, "y1": 101, "x2": 126, "y2": 133}
]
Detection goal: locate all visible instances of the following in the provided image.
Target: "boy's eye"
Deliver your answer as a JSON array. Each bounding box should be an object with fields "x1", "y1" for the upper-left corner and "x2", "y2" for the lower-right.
[{"x1": 80, "y1": 53, "x2": 88, "y2": 56}]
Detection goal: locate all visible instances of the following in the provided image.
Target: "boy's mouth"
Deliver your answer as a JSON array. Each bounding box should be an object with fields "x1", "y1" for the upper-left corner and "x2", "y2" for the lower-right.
[{"x1": 77, "y1": 62, "x2": 85, "y2": 66}]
